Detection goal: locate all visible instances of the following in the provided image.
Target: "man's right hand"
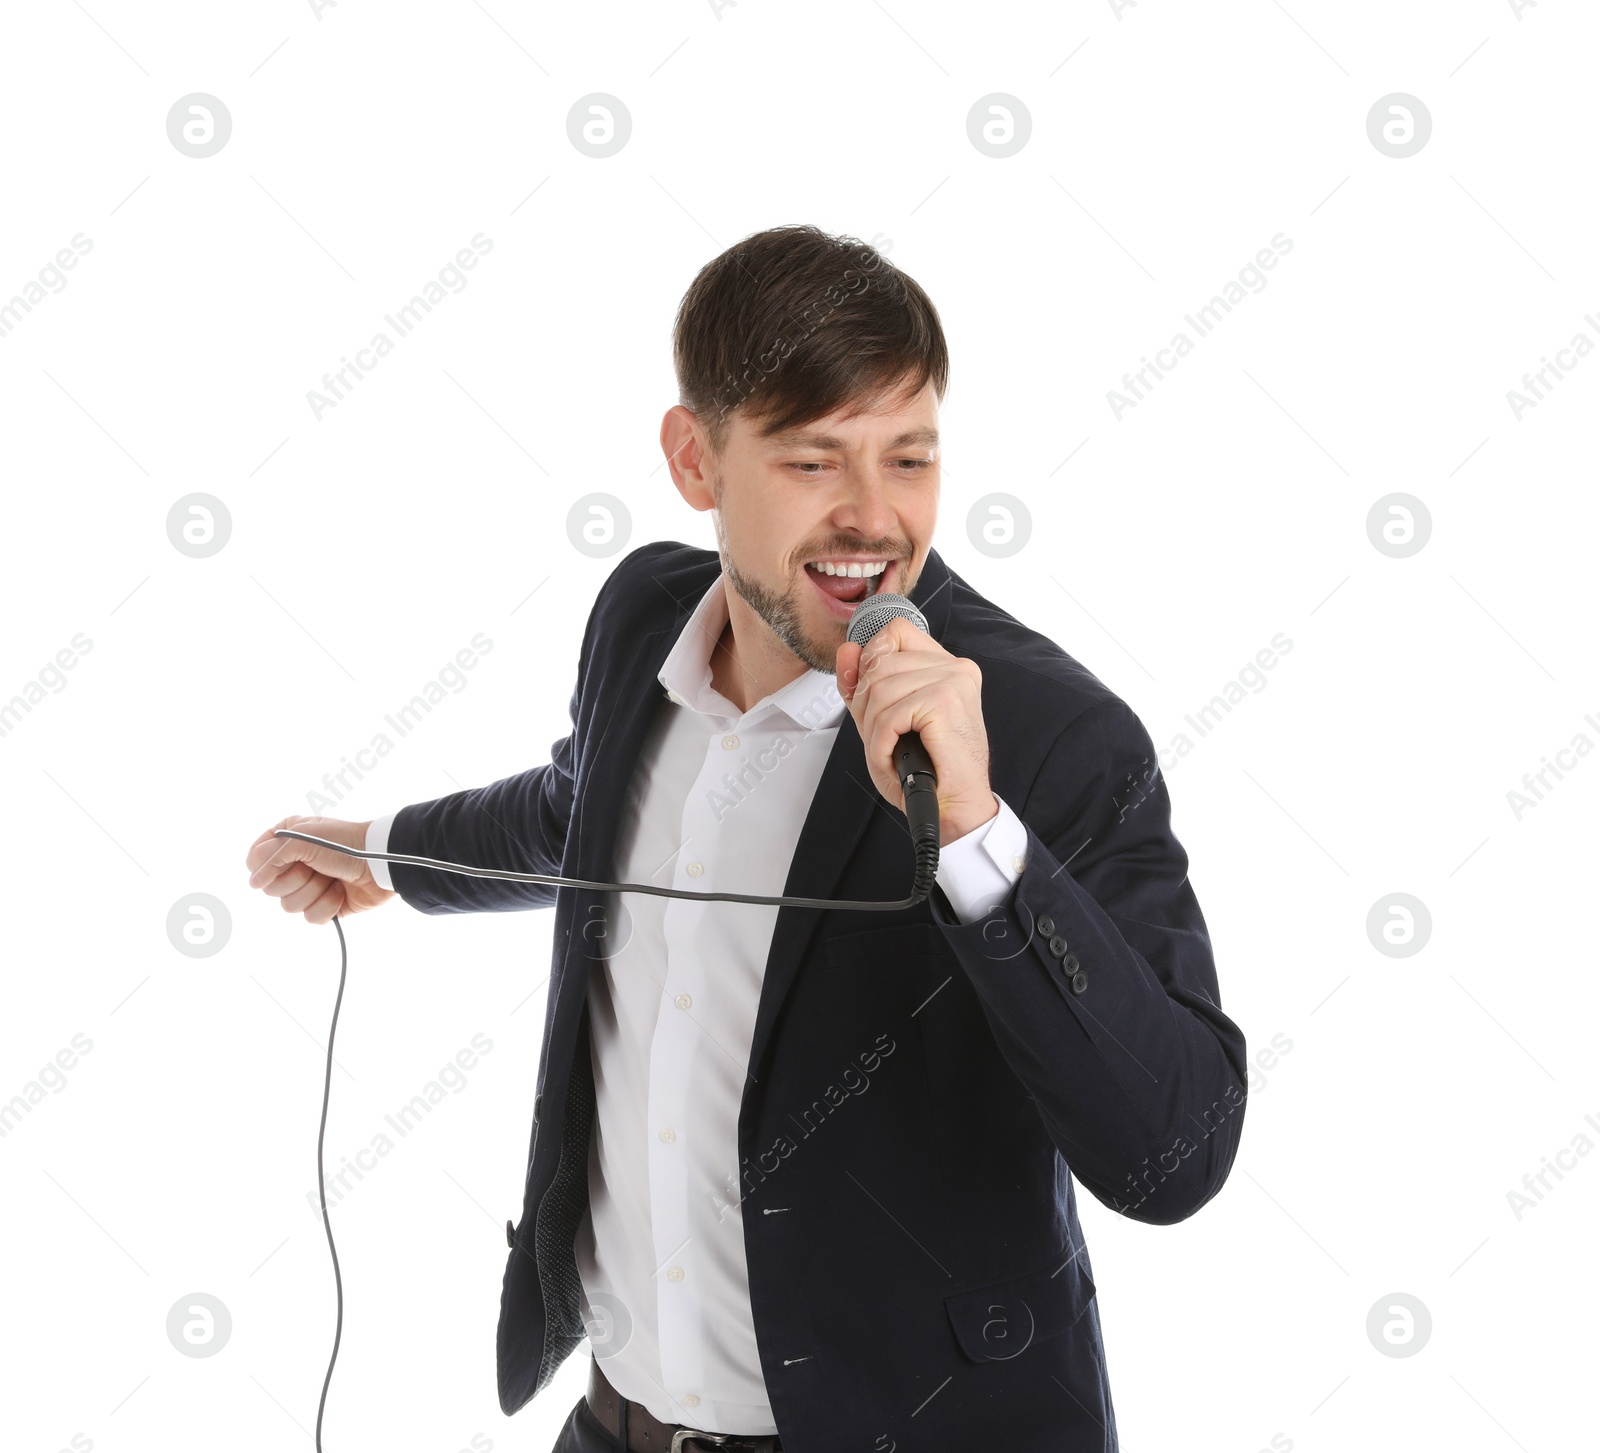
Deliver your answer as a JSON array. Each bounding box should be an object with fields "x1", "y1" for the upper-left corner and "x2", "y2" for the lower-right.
[{"x1": 244, "y1": 815, "x2": 395, "y2": 924}]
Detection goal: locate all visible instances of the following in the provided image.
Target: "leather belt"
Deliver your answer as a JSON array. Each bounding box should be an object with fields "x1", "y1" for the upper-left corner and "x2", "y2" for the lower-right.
[{"x1": 586, "y1": 1358, "x2": 783, "y2": 1452}]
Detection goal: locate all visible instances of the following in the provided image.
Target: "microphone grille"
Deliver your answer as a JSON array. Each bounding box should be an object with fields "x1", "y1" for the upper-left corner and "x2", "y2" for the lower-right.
[{"x1": 846, "y1": 591, "x2": 928, "y2": 646}]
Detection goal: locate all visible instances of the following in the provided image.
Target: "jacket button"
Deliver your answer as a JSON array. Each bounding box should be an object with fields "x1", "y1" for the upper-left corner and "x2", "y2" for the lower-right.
[
  {"x1": 1038, "y1": 915, "x2": 1055, "y2": 937},
  {"x1": 1049, "y1": 935, "x2": 1068, "y2": 958},
  {"x1": 1070, "y1": 970, "x2": 1089, "y2": 995},
  {"x1": 505, "y1": 1219, "x2": 515, "y2": 1248},
  {"x1": 1062, "y1": 953, "x2": 1079, "y2": 973},
  {"x1": 533, "y1": 1092, "x2": 542, "y2": 1124}
]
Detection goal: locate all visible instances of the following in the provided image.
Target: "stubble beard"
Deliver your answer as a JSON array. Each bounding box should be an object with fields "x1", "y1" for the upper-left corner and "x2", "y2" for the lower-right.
[{"x1": 714, "y1": 475, "x2": 840, "y2": 677}]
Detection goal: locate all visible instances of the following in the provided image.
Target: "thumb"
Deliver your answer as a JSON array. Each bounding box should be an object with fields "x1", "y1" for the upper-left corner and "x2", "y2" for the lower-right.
[
  {"x1": 248, "y1": 816, "x2": 366, "y2": 887},
  {"x1": 837, "y1": 640, "x2": 867, "y2": 701}
]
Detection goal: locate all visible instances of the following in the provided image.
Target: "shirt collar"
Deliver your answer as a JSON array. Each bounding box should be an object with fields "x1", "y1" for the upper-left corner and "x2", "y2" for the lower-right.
[{"x1": 657, "y1": 572, "x2": 847, "y2": 731}]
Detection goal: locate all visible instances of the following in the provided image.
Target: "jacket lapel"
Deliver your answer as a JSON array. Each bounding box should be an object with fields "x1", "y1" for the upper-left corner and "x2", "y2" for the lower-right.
[
  {"x1": 567, "y1": 557, "x2": 722, "y2": 898},
  {"x1": 570, "y1": 621, "x2": 675, "y2": 889},
  {"x1": 551, "y1": 617, "x2": 678, "y2": 1048}
]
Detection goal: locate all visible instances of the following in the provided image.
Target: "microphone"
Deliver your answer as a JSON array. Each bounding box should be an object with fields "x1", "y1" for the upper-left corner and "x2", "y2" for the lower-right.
[{"x1": 846, "y1": 592, "x2": 942, "y2": 891}]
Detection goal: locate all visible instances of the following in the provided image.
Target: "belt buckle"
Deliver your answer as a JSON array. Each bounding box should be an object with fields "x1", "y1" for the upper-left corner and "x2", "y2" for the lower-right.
[{"x1": 670, "y1": 1433, "x2": 764, "y2": 1453}]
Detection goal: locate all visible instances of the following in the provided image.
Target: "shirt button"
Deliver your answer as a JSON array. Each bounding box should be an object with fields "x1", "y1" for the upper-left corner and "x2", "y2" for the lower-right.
[
  {"x1": 721, "y1": 734, "x2": 739, "y2": 750},
  {"x1": 682, "y1": 1394, "x2": 701, "y2": 1409},
  {"x1": 1012, "y1": 855, "x2": 1026, "y2": 874},
  {"x1": 686, "y1": 861, "x2": 704, "y2": 878},
  {"x1": 667, "y1": 1266, "x2": 685, "y2": 1282},
  {"x1": 674, "y1": 992, "x2": 692, "y2": 1010},
  {"x1": 659, "y1": 1127, "x2": 677, "y2": 1143}
]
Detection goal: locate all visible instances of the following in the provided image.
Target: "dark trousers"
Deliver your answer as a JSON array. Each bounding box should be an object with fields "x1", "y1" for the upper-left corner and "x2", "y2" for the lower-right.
[{"x1": 550, "y1": 1392, "x2": 627, "y2": 1452}]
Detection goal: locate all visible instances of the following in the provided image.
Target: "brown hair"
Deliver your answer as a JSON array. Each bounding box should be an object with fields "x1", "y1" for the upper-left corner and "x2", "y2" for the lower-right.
[{"x1": 672, "y1": 224, "x2": 949, "y2": 456}]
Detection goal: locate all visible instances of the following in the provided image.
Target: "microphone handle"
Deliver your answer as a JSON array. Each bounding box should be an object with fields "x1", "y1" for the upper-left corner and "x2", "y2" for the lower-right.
[
  {"x1": 893, "y1": 730, "x2": 942, "y2": 875},
  {"x1": 893, "y1": 728, "x2": 936, "y2": 788}
]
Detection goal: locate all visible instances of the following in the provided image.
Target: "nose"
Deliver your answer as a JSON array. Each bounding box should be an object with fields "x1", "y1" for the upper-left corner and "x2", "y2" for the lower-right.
[{"x1": 830, "y1": 457, "x2": 899, "y2": 543}]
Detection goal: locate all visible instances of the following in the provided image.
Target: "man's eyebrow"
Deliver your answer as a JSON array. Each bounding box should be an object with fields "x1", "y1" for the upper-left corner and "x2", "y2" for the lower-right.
[{"x1": 764, "y1": 427, "x2": 940, "y2": 451}]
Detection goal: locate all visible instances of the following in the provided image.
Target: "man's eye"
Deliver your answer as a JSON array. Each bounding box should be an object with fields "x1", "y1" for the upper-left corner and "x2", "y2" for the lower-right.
[
  {"x1": 893, "y1": 458, "x2": 934, "y2": 471},
  {"x1": 788, "y1": 461, "x2": 827, "y2": 474}
]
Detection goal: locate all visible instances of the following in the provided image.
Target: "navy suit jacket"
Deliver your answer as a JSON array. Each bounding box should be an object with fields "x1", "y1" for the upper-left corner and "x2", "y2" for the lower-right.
[{"x1": 382, "y1": 540, "x2": 1247, "y2": 1452}]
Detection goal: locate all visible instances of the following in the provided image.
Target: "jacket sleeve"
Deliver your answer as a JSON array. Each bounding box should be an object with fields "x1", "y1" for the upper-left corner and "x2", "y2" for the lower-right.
[
  {"x1": 384, "y1": 674, "x2": 582, "y2": 916},
  {"x1": 928, "y1": 697, "x2": 1248, "y2": 1224}
]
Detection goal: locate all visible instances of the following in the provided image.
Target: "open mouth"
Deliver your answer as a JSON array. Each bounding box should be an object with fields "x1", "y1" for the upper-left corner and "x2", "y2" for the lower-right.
[{"x1": 804, "y1": 558, "x2": 890, "y2": 614}]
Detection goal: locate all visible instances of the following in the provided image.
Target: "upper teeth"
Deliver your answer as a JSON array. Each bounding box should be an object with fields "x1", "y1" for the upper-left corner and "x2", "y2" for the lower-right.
[{"x1": 808, "y1": 560, "x2": 887, "y2": 578}]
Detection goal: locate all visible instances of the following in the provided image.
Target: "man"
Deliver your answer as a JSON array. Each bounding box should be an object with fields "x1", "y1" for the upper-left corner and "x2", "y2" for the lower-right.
[{"x1": 246, "y1": 224, "x2": 1247, "y2": 1452}]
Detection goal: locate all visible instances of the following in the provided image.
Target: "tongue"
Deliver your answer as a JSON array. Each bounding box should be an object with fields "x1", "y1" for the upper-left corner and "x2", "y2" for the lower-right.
[{"x1": 810, "y1": 568, "x2": 869, "y2": 602}]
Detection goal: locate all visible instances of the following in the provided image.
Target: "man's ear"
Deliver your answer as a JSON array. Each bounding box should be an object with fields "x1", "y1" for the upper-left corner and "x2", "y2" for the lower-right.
[{"x1": 661, "y1": 405, "x2": 715, "y2": 510}]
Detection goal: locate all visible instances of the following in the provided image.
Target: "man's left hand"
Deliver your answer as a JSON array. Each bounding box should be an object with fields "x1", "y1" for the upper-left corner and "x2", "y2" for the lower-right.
[{"x1": 837, "y1": 618, "x2": 995, "y2": 847}]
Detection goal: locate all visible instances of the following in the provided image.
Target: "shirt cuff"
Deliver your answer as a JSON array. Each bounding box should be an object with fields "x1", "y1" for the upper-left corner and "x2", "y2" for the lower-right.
[
  {"x1": 366, "y1": 813, "x2": 396, "y2": 892},
  {"x1": 934, "y1": 793, "x2": 1028, "y2": 924}
]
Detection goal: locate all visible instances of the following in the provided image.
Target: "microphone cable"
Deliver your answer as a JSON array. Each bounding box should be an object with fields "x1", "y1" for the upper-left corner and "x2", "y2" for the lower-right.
[
  {"x1": 313, "y1": 914, "x2": 347, "y2": 1453},
  {"x1": 274, "y1": 768, "x2": 939, "y2": 913},
  {"x1": 292, "y1": 591, "x2": 941, "y2": 1449}
]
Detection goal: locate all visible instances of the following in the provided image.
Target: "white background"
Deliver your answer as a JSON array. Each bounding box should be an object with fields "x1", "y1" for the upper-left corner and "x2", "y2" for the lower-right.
[{"x1": 1, "y1": 1, "x2": 1595, "y2": 1450}]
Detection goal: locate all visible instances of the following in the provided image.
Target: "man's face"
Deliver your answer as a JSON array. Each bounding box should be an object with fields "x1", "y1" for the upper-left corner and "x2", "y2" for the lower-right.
[{"x1": 699, "y1": 378, "x2": 941, "y2": 675}]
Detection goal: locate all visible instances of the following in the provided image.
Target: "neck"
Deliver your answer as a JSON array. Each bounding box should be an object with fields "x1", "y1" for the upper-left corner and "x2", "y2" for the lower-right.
[{"x1": 710, "y1": 603, "x2": 809, "y2": 716}]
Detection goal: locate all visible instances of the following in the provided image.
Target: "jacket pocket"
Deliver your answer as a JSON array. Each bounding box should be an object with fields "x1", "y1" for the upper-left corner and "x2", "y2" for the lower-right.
[
  {"x1": 944, "y1": 1252, "x2": 1097, "y2": 1363},
  {"x1": 822, "y1": 921, "x2": 945, "y2": 970}
]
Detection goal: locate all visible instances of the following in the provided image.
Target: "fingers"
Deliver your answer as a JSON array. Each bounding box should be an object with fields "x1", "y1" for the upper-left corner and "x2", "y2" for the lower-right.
[
  {"x1": 246, "y1": 816, "x2": 340, "y2": 888},
  {"x1": 244, "y1": 815, "x2": 301, "y2": 883},
  {"x1": 276, "y1": 864, "x2": 345, "y2": 921},
  {"x1": 852, "y1": 668, "x2": 981, "y2": 808},
  {"x1": 299, "y1": 876, "x2": 346, "y2": 926},
  {"x1": 850, "y1": 647, "x2": 979, "y2": 731},
  {"x1": 857, "y1": 629, "x2": 967, "y2": 681},
  {"x1": 259, "y1": 862, "x2": 316, "y2": 903},
  {"x1": 841, "y1": 620, "x2": 936, "y2": 702},
  {"x1": 855, "y1": 664, "x2": 968, "y2": 735}
]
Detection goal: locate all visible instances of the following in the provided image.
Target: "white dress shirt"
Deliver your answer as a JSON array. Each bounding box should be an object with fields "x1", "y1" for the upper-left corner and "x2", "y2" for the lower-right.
[{"x1": 365, "y1": 571, "x2": 1030, "y2": 1431}]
